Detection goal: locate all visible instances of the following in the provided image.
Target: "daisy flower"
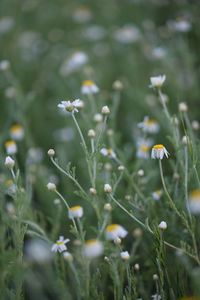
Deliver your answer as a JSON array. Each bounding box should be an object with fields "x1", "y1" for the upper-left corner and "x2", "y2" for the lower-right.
[
  {"x1": 100, "y1": 148, "x2": 116, "y2": 159},
  {"x1": 81, "y1": 80, "x2": 99, "y2": 95},
  {"x1": 189, "y1": 189, "x2": 200, "y2": 215},
  {"x1": 105, "y1": 224, "x2": 128, "y2": 240},
  {"x1": 83, "y1": 239, "x2": 104, "y2": 258},
  {"x1": 151, "y1": 145, "x2": 169, "y2": 160},
  {"x1": 5, "y1": 140, "x2": 17, "y2": 155},
  {"x1": 10, "y1": 124, "x2": 24, "y2": 141},
  {"x1": 51, "y1": 236, "x2": 70, "y2": 253},
  {"x1": 138, "y1": 117, "x2": 160, "y2": 134},
  {"x1": 149, "y1": 75, "x2": 166, "y2": 89},
  {"x1": 152, "y1": 190, "x2": 162, "y2": 200},
  {"x1": 137, "y1": 145, "x2": 150, "y2": 159},
  {"x1": 120, "y1": 251, "x2": 130, "y2": 260},
  {"x1": 58, "y1": 99, "x2": 83, "y2": 113},
  {"x1": 68, "y1": 206, "x2": 83, "y2": 219},
  {"x1": 60, "y1": 51, "x2": 88, "y2": 76}
]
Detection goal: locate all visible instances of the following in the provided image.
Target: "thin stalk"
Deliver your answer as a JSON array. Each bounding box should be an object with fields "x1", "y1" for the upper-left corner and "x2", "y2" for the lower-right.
[
  {"x1": 158, "y1": 89, "x2": 170, "y2": 121},
  {"x1": 95, "y1": 116, "x2": 107, "y2": 149},
  {"x1": 77, "y1": 218, "x2": 84, "y2": 242},
  {"x1": 50, "y1": 158, "x2": 101, "y2": 221},
  {"x1": 11, "y1": 168, "x2": 16, "y2": 180},
  {"x1": 91, "y1": 138, "x2": 96, "y2": 188},
  {"x1": 113, "y1": 172, "x2": 123, "y2": 195},
  {"x1": 159, "y1": 160, "x2": 181, "y2": 217},
  {"x1": 184, "y1": 146, "x2": 191, "y2": 218},
  {"x1": 69, "y1": 262, "x2": 81, "y2": 300},
  {"x1": 55, "y1": 190, "x2": 78, "y2": 233},
  {"x1": 98, "y1": 212, "x2": 110, "y2": 238}
]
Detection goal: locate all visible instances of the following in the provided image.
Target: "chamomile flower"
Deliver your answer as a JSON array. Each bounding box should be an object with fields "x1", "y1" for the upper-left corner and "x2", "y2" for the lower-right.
[
  {"x1": 105, "y1": 224, "x2": 128, "y2": 240},
  {"x1": 151, "y1": 145, "x2": 169, "y2": 160},
  {"x1": 149, "y1": 75, "x2": 166, "y2": 89},
  {"x1": 138, "y1": 117, "x2": 160, "y2": 134},
  {"x1": 152, "y1": 190, "x2": 162, "y2": 200},
  {"x1": 10, "y1": 124, "x2": 24, "y2": 141},
  {"x1": 188, "y1": 189, "x2": 200, "y2": 215},
  {"x1": 68, "y1": 206, "x2": 83, "y2": 219},
  {"x1": 5, "y1": 179, "x2": 17, "y2": 194},
  {"x1": 81, "y1": 80, "x2": 99, "y2": 95},
  {"x1": 83, "y1": 239, "x2": 104, "y2": 258},
  {"x1": 5, "y1": 156, "x2": 15, "y2": 169},
  {"x1": 58, "y1": 99, "x2": 82, "y2": 113},
  {"x1": 168, "y1": 18, "x2": 191, "y2": 33},
  {"x1": 100, "y1": 148, "x2": 116, "y2": 159},
  {"x1": 136, "y1": 145, "x2": 150, "y2": 159},
  {"x1": 113, "y1": 24, "x2": 141, "y2": 44},
  {"x1": 60, "y1": 51, "x2": 88, "y2": 76},
  {"x1": 5, "y1": 140, "x2": 17, "y2": 155},
  {"x1": 51, "y1": 236, "x2": 70, "y2": 253},
  {"x1": 72, "y1": 6, "x2": 92, "y2": 24}
]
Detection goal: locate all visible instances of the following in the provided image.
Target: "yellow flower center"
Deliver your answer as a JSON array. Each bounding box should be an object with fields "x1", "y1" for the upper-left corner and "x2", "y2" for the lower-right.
[
  {"x1": 10, "y1": 125, "x2": 22, "y2": 132},
  {"x1": 140, "y1": 146, "x2": 149, "y2": 152},
  {"x1": 5, "y1": 140, "x2": 16, "y2": 147},
  {"x1": 5, "y1": 179, "x2": 13, "y2": 186},
  {"x1": 153, "y1": 144, "x2": 164, "y2": 150},
  {"x1": 145, "y1": 119, "x2": 157, "y2": 126},
  {"x1": 70, "y1": 206, "x2": 82, "y2": 211},
  {"x1": 155, "y1": 190, "x2": 161, "y2": 195},
  {"x1": 189, "y1": 189, "x2": 200, "y2": 201},
  {"x1": 82, "y1": 80, "x2": 94, "y2": 86},
  {"x1": 107, "y1": 148, "x2": 113, "y2": 155},
  {"x1": 106, "y1": 224, "x2": 120, "y2": 232},
  {"x1": 85, "y1": 239, "x2": 97, "y2": 246},
  {"x1": 56, "y1": 241, "x2": 63, "y2": 245}
]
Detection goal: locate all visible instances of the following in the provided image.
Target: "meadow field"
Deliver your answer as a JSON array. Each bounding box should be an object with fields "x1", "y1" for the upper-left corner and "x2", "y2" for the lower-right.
[{"x1": 1, "y1": 0, "x2": 200, "y2": 299}]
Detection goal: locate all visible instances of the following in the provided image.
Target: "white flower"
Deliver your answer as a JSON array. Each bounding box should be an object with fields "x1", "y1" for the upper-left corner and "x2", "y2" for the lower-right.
[
  {"x1": 83, "y1": 239, "x2": 104, "y2": 258},
  {"x1": 120, "y1": 251, "x2": 130, "y2": 260},
  {"x1": 48, "y1": 149, "x2": 55, "y2": 157},
  {"x1": 101, "y1": 106, "x2": 110, "y2": 115},
  {"x1": 168, "y1": 18, "x2": 191, "y2": 33},
  {"x1": 158, "y1": 221, "x2": 167, "y2": 230},
  {"x1": 152, "y1": 47, "x2": 166, "y2": 60},
  {"x1": 58, "y1": 99, "x2": 82, "y2": 113},
  {"x1": 10, "y1": 124, "x2": 24, "y2": 141},
  {"x1": 81, "y1": 80, "x2": 99, "y2": 95},
  {"x1": 72, "y1": 6, "x2": 92, "y2": 24},
  {"x1": 100, "y1": 148, "x2": 116, "y2": 159},
  {"x1": 151, "y1": 145, "x2": 169, "y2": 160},
  {"x1": 5, "y1": 140, "x2": 17, "y2": 155},
  {"x1": 5, "y1": 156, "x2": 15, "y2": 169},
  {"x1": 94, "y1": 113, "x2": 103, "y2": 123},
  {"x1": 152, "y1": 294, "x2": 161, "y2": 300},
  {"x1": 138, "y1": 117, "x2": 160, "y2": 134},
  {"x1": 179, "y1": 102, "x2": 188, "y2": 112},
  {"x1": 68, "y1": 206, "x2": 83, "y2": 219},
  {"x1": 137, "y1": 145, "x2": 150, "y2": 159},
  {"x1": 26, "y1": 238, "x2": 52, "y2": 263},
  {"x1": 113, "y1": 24, "x2": 141, "y2": 44},
  {"x1": 150, "y1": 75, "x2": 166, "y2": 88},
  {"x1": 152, "y1": 190, "x2": 162, "y2": 200},
  {"x1": 189, "y1": 189, "x2": 200, "y2": 215},
  {"x1": 60, "y1": 51, "x2": 88, "y2": 75},
  {"x1": 51, "y1": 236, "x2": 70, "y2": 253},
  {"x1": 105, "y1": 224, "x2": 128, "y2": 240},
  {"x1": 0, "y1": 59, "x2": 10, "y2": 70}
]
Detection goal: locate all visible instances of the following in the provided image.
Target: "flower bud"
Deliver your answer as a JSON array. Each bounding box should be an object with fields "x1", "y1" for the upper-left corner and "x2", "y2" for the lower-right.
[
  {"x1": 120, "y1": 251, "x2": 130, "y2": 260},
  {"x1": 118, "y1": 165, "x2": 125, "y2": 171},
  {"x1": 102, "y1": 106, "x2": 110, "y2": 115},
  {"x1": 63, "y1": 251, "x2": 73, "y2": 262},
  {"x1": 104, "y1": 183, "x2": 112, "y2": 193},
  {"x1": 114, "y1": 237, "x2": 121, "y2": 245},
  {"x1": 158, "y1": 221, "x2": 167, "y2": 230},
  {"x1": 153, "y1": 274, "x2": 159, "y2": 281},
  {"x1": 89, "y1": 187, "x2": 97, "y2": 195},
  {"x1": 179, "y1": 102, "x2": 188, "y2": 112},
  {"x1": 134, "y1": 263, "x2": 140, "y2": 271},
  {"x1": 137, "y1": 169, "x2": 144, "y2": 176},
  {"x1": 88, "y1": 129, "x2": 95, "y2": 138},
  {"x1": 104, "y1": 203, "x2": 112, "y2": 211},
  {"x1": 113, "y1": 80, "x2": 123, "y2": 91},
  {"x1": 94, "y1": 113, "x2": 103, "y2": 123},
  {"x1": 5, "y1": 156, "x2": 15, "y2": 169},
  {"x1": 47, "y1": 182, "x2": 56, "y2": 191},
  {"x1": 48, "y1": 149, "x2": 55, "y2": 157}
]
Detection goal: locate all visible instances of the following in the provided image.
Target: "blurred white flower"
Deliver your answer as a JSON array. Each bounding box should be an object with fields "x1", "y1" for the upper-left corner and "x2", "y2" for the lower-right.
[
  {"x1": 5, "y1": 156, "x2": 15, "y2": 169},
  {"x1": 51, "y1": 236, "x2": 70, "y2": 253},
  {"x1": 72, "y1": 6, "x2": 92, "y2": 24},
  {"x1": 10, "y1": 124, "x2": 24, "y2": 141},
  {"x1": 83, "y1": 239, "x2": 104, "y2": 258},
  {"x1": 68, "y1": 206, "x2": 83, "y2": 219},
  {"x1": 27, "y1": 147, "x2": 44, "y2": 164},
  {"x1": 105, "y1": 224, "x2": 128, "y2": 240},
  {"x1": 100, "y1": 148, "x2": 116, "y2": 159},
  {"x1": 189, "y1": 189, "x2": 200, "y2": 215},
  {"x1": 168, "y1": 18, "x2": 191, "y2": 33},
  {"x1": 5, "y1": 140, "x2": 17, "y2": 155},
  {"x1": 152, "y1": 47, "x2": 166, "y2": 60},
  {"x1": 151, "y1": 145, "x2": 169, "y2": 159},
  {"x1": 26, "y1": 238, "x2": 52, "y2": 263},
  {"x1": 150, "y1": 75, "x2": 166, "y2": 88},
  {"x1": 120, "y1": 251, "x2": 130, "y2": 260},
  {"x1": 83, "y1": 25, "x2": 106, "y2": 41},
  {"x1": 152, "y1": 190, "x2": 162, "y2": 200},
  {"x1": 81, "y1": 80, "x2": 99, "y2": 95},
  {"x1": 138, "y1": 117, "x2": 160, "y2": 134},
  {"x1": 113, "y1": 24, "x2": 141, "y2": 44},
  {"x1": 53, "y1": 127, "x2": 75, "y2": 142},
  {"x1": 60, "y1": 51, "x2": 88, "y2": 76},
  {"x1": 0, "y1": 17, "x2": 14, "y2": 34}
]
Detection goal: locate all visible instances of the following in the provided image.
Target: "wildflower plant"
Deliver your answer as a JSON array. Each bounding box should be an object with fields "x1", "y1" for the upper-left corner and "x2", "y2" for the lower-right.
[{"x1": 1, "y1": 1, "x2": 200, "y2": 300}]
